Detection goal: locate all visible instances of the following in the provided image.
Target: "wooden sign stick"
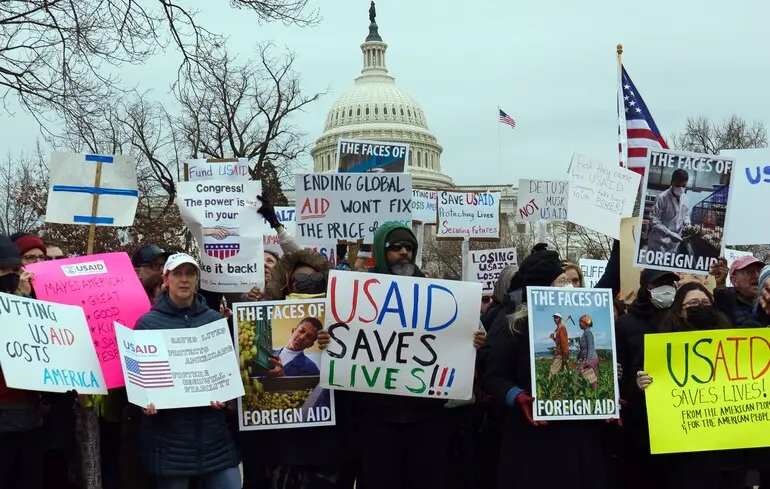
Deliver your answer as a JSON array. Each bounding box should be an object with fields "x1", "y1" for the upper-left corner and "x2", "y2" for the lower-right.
[{"x1": 85, "y1": 160, "x2": 104, "y2": 255}]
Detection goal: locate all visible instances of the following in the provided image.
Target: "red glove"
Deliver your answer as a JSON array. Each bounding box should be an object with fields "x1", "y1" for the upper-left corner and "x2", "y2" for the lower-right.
[{"x1": 515, "y1": 392, "x2": 547, "y2": 427}]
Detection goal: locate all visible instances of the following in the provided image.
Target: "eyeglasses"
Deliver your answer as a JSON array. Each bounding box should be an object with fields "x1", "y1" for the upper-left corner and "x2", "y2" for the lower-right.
[
  {"x1": 684, "y1": 299, "x2": 711, "y2": 308},
  {"x1": 291, "y1": 272, "x2": 324, "y2": 283},
  {"x1": 22, "y1": 254, "x2": 45, "y2": 263},
  {"x1": 46, "y1": 256, "x2": 67, "y2": 261},
  {"x1": 140, "y1": 262, "x2": 164, "y2": 271},
  {"x1": 386, "y1": 241, "x2": 414, "y2": 252}
]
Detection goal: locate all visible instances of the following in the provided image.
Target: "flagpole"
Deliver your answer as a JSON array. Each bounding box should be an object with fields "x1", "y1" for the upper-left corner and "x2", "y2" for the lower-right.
[
  {"x1": 497, "y1": 106, "x2": 502, "y2": 182},
  {"x1": 617, "y1": 44, "x2": 628, "y2": 168}
]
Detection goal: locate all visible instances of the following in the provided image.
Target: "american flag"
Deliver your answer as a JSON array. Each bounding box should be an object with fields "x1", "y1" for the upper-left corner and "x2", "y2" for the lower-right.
[
  {"x1": 619, "y1": 67, "x2": 668, "y2": 175},
  {"x1": 499, "y1": 109, "x2": 516, "y2": 128},
  {"x1": 204, "y1": 243, "x2": 240, "y2": 260},
  {"x1": 124, "y1": 357, "x2": 174, "y2": 388}
]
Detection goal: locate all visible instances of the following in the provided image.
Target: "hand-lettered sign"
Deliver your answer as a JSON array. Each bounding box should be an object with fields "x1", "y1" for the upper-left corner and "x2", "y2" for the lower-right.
[
  {"x1": 116, "y1": 319, "x2": 244, "y2": 409},
  {"x1": 184, "y1": 158, "x2": 251, "y2": 182},
  {"x1": 720, "y1": 148, "x2": 770, "y2": 245},
  {"x1": 411, "y1": 189, "x2": 438, "y2": 225},
  {"x1": 579, "y1": 259, "x2": 608, "y2": 288},
  {"x1": 45, "y1": 152, "x2": 139, "y2": 227},
  {"x1": 466, "y1": 248, "x2": 517, "y2": 293},
  {"x1": 320, "y1": 271, "x2": 480, "y2": 400},
  {"x1": 437, "y1": 191, "x2": 501, "y2": 239},
  {"x1": 27, "y1": 252, "x2": 150, "y2": 389},
  {"x1": 516, "y1": 179, "x2": 568, "y2": 221},
  {"x1": 294, "y1": 173, "x2": 412, "y2": 244},
  {"x1": 644, "y1": 328, "x2": 770, "y2": 454},
  {"x1": 336, "y1": 138, "x2": 409, "y2": 173},
  {"x1": 0, "y1": 293, "x2": 107, "y2": 394}
]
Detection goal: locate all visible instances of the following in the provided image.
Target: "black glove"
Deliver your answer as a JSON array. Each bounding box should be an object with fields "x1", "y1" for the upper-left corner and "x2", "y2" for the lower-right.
[{"x1": 257, "y1": 195, "x2": 280, "y2": 229}]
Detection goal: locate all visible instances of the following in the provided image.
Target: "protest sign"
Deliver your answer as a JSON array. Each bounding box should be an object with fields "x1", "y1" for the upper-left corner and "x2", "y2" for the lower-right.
[
  {"x1": 294, "y1": 173, "x2": 412, "y2": 244},
  {"x1": 527, "y1": 286, "x2": 619, "y2": 421},
  {"x1": 27, "y1": 252, "x2": 149, "y2": 389},
  {"x1": 115, "y1": 319, "x2": 244, "y2": 409},
  {"x1": 567, "y1": 153, "x2": 640, "y2": 239},
  {"x1": 720, "y1": 148, "x2": 770, "y2": 245},
  {"x1": 262, "y1": 206, "x2": 337, "y2": 262},
  {"x1": 45, "y1": 152, "x2": 138, "y2": 227},
  {"x1": 634, "y1": 149, "x2": 733, "y2": 274},
  {"x1": 411, "y1": 189, "x2": 438, "y2": 225},
  {"x1": 320, "y1": 271, "x2": 480, "y2": 400},
  {"x1": 579, "y1": 259, "x2": 608, "y2": 288},
  {"x1": 233, "y1": 299, "x2": 335, "y2": 431},
  {"x1": 644, "y1": 328, "x2": 770, "y2": 454},
  {"x1": 466, "y1": 248, "x2": 517, "y2": 294},
  {"x1": 177, "y1": 180, "x2": 265, "y2": 292},
  {"x1": 0, "y1": 293, "x2": 107, "y2": 395},
  {"x1": 516, "y1": 179, "x2": 568, "y2": 222},
  {"x1": 336, "y1": 138, "x2": 409, "y2": 173},
  {"x1": 184, "y1": 158, "x2": 251, "y2": 182},
  {"x1": 436, "y1": 191, "x2": 501, "y2": 239}
]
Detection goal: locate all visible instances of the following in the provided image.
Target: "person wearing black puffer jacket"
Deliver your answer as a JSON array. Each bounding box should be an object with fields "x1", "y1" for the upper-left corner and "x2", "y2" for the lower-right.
[{"x1": 136, "y1": 253, "x2": 240, "y2": 489}]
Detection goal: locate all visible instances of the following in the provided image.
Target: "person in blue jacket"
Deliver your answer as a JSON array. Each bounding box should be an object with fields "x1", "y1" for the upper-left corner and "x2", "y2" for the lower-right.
[
  {"x1": 136, "y1": 253, "x2": 240, "y2": 489},
  {"x1": 271, "y1": 317, "x2": 322, "y2": 377}
]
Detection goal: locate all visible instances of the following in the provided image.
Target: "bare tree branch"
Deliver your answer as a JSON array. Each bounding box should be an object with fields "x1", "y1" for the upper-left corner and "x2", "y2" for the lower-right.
[{"x1": 671, "y1": 114, "x2": 768, "y2": 154}]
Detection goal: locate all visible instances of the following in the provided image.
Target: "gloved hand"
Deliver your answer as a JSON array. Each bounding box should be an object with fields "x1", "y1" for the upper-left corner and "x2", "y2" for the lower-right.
[
  {"x1": 515, "y1": 391, "x2": 547, "y2": 427},
  {"x1": 257, "y1": 195, "x2": 280, "y2": 229}
]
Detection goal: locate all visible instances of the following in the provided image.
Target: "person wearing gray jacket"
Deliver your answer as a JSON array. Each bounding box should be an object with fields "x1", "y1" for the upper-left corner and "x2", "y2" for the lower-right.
[{"x1": 136, "y1": 253, "x2": 240, "y2": 489}]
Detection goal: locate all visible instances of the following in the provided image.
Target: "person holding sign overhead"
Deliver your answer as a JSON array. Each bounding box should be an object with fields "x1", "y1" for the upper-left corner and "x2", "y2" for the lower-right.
[
  {"x1": 135, "y1": 253, "x2": 240, "y2": 489},
  {"x1": 0, "y1": 234, "x2": 45, "y2": 489}
]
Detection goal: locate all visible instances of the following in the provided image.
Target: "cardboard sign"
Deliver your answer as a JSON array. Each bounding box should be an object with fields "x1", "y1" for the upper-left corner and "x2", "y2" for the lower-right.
[
  {"x1": 294, "y1": 173, "x2": 412, "y2": 244},
  {"x1": 27, "y1": 252, "x2": 150, "y2": 389},
  {"x1": 466, "y1": 248, "x2": 517, "y2": 293},
  {"x1": 579, "y1": 259, "x2": 608, "y2": 288},
  {"x1": 45, "y1": 152, "x2": 138, "y2": 226},
  {"x1": 116, "y1": 319, "x2": 244, "y2": 409},
  {"x1": 436, "y1": 191, "x2": 501, "y2": 239},
  {"x1": 721, "y1": 148, "x2": 770, "y2": 246},
  {"x1": 527, "y1": 286, "x2": 619, "y2": 421},
  {"x1": 233, "y1": 299, "x2": 335, "y2": 431},
  {"x1": 411, "y1": 189, "x2": 437, "y2": 225},
  {"x1": 320, "y1": 271, "x2": 480, "y2": 400},
  {"x1": 184, "y1": 158, "x2": 251, "y2": 182},
  {"x1": 517, "y1": 179, "x2": 568, "y2": 221},
  {"x1": 0, "y1": 293, "x2": 107, "y2": 395}
]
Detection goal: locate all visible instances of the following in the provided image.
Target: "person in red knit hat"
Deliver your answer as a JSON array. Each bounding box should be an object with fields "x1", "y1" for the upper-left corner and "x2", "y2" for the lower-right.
[{"x1": 10, "y1": 233, "x2": 45, "y2": 297}]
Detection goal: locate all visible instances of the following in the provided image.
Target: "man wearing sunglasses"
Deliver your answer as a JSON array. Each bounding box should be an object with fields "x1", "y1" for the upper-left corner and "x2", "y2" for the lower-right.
[{"x1": 132, "y1": 244, "x2": 171, "y2": 286}]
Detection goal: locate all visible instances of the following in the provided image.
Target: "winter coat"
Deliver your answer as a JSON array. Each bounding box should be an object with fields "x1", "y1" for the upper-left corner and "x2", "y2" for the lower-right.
[
  {"x1": 484, "y1": 318, "x2": 607, "y2": 489},
  {"x1": 713, "y1": 287, "x2": 754, "y2": 327},
  {"x1": 135, "y1": 291, "x2": 239, "y2": 477}
]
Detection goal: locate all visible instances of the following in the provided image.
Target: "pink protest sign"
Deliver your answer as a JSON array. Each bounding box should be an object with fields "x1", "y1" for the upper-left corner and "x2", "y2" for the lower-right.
[{"x1": 27, "y1": 252, "x2": 151, "y2": 389}]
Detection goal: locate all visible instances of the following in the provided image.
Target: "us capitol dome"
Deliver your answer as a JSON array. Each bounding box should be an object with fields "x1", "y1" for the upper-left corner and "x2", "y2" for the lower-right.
[{"x1": 310, "y1": 4, "x2": 454, "y2": 188}]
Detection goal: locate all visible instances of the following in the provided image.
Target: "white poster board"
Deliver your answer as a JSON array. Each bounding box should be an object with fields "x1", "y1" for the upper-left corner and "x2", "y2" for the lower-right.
[
  {"x1": 567, "y1": 153, "x2": 640, "y2": 239},
  {"x1": 720, "y1": 148, "x2": 770, "y2": 246},
  {"x1": 294, "y1": 173, "x2": 412, "y2": 244},
  {"x1": 46, "y1": 152, "x2": 138, "y2": 226},
  {"x1": 262, "y1": 206, "x2": 337, "y2": 260},
  {"x1": 411, "y1": 189, "x2": 438, "y2": 225},
  {"x1": 184, "y1": 158, "x2": 251, "y2": 182},
  {"x1": 177, "y1": 180, "x2": 265, "y2": 292},
  {"x1": 116, "y1": 319, "x2": 244, "y2": 409},
  {"x1": 579, "y1": 259, "x2": 608, "y2": 288},
  {"x1": 466, "y1": 248, "x2": 518, "y2": 294},
  {"x1": 517, "y1": 179, "x2": 568, "y2": 221},
  {"x1": 320, "y1": 271, "x2": 480, "y2": 400},
  {"x1": 436, "y1": 191, "x2": 501, "y2": 239},
  {"x1": 0, "y1": 293, "x2": 107, "y2": 394}
]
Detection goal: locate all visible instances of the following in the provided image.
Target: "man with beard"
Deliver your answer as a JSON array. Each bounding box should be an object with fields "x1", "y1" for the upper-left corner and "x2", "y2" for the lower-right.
[{"x1": 352, "y1": 222, "x2": 484, "y2": 489}]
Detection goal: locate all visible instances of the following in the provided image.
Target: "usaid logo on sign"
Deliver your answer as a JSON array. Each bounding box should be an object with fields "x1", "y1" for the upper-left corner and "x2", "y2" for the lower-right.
[{"x1": 61, "y1": 260, "x2": 108, "y2": 277}]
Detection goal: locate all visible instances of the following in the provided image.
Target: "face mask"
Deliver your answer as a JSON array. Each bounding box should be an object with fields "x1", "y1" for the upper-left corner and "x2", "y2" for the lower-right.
[
  {"x1": 0, "y1": 273, "x2": 20, "y2": 294},
  {"x1": 560, "y1": 283, "x2": 574, "y2": 288},
  {"x1": 671, "y1": 187, "x2": 684, "y2": 197},
  {"x1": 685, "y1": 306, "x2": 719, "y2": 330},
  {"x1": 649, "y1": 285, "x2": 676, "y2": 309}
]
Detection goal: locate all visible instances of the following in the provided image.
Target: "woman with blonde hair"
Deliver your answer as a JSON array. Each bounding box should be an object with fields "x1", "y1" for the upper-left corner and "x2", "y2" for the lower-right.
[{"x1": 562, "y1": 262, "x2": 585, "y2": 288}]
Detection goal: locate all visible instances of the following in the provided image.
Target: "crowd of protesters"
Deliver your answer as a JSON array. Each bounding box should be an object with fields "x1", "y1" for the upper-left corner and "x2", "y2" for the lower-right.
[{"x1": 1, "y1": 198, "x2": 770, "y2": 489}]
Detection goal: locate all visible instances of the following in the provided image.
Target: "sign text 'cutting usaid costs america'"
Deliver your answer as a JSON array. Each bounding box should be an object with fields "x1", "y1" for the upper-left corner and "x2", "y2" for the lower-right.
[
  {"x1": 294, "y1": 173, "x2": 412, "y2": 244},
  {"x1": 320, "y1": 271, "x2": 480, "y2": 400},
  {"x1": 634, "y1": 149, "x2": 733, "y2": 274}
]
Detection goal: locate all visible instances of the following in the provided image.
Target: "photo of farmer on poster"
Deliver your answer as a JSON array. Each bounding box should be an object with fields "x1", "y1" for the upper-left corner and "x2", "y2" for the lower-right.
[
  {"x1": 233, "y1": 299, "x2": 335, "y2": 431},
  {"x1": 634, "y1": 148, "x2": 733, "y2": 274},
  {"x1": 527, "y1": 286, "x2": 619, "y2": 421}
]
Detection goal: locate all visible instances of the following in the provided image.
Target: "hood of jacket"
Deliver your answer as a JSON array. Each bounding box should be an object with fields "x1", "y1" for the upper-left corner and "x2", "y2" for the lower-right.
[
  {"x1": 152, "y1": 290, "x2": 212, "y2": 317},
  {"x1": 373, "y1": 222, "x2": 418, "y2": 274}
]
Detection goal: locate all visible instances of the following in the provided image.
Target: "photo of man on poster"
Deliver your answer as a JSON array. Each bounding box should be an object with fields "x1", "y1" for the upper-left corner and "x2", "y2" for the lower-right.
[{"x1": 268, "y1": 317, "x2": 322, "y2": 377}]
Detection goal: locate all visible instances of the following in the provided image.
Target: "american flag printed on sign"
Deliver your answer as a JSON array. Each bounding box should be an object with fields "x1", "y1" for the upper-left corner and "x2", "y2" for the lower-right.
[
  {"x1": 124, "y1": 357, "x2": 174, "y2": 389},
  {"x1": 619, "y1": 67, "x2": 668, "y2": 175},
  {"x1": 204, "y1": 243, "x2": 240, "y2": 260}
]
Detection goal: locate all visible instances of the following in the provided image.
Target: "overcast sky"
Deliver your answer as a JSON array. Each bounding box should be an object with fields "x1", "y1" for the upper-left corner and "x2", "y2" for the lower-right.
[{"x1": 1, "y1": 0, "x2": 768, "y2": 187}]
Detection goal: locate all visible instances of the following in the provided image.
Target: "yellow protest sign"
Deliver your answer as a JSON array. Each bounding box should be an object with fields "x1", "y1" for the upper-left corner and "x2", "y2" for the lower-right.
[{"x1": 644, "y1": 328, "x2": 770, "y2": 454}]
